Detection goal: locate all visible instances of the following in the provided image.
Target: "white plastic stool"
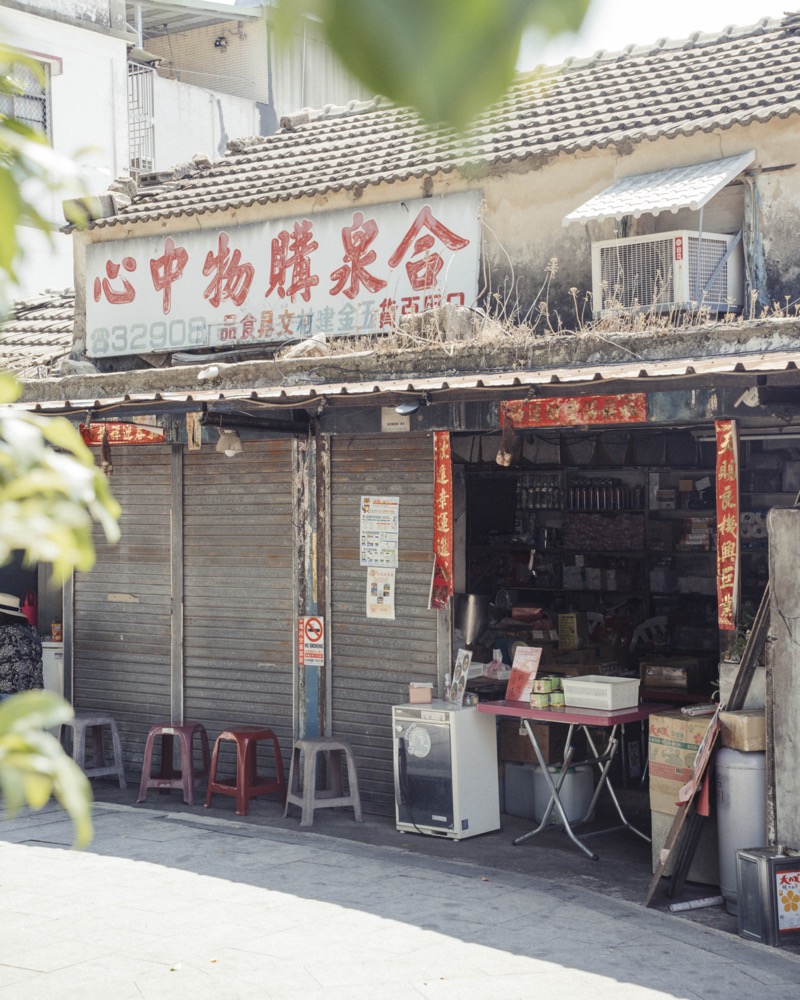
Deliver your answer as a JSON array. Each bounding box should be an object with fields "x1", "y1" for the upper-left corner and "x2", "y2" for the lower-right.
[
  {"x1": 284, "y1": 737, "x2": 362, "y2": 827},
  {"x1": 62, "y1": 713, "x2": 127, "y2": 788}
]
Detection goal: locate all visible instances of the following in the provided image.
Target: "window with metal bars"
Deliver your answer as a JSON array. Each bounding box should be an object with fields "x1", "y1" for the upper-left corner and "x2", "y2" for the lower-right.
[
  {"x1": 127, "y1": 62, "x2": 155, "y2": 175},
  {"x1": 0, "y1": 61, "x2": 50, "y2": 139}
]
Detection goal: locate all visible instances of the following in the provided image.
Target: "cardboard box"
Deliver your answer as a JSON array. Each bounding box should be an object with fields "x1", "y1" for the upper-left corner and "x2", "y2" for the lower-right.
[
  {"x1": 558, "y1": 612, "x2": 588, "y2": 650},
  {"x1": 408, "y1": 683, "x2": 433, "y2": 704},
  {"x1": 719, "y1": 709, "x2": 766, "y2": 751},
  {"x1": 497, "y1": 719, "x2": 568, "y2": 765},
  {"x1": 542, "y1": 647, "x2": 601, "y2": 678},
  {"x1": 651, "y1": 809, "x2": 720, "y2": 885},
  {"x1": 584, "y1": 568, "x2": 602, "y2": 591},
  {"x1": 640, "y1": 657, "x2": 704, "y2": 691},
  {"x1": 649, "y1": 710, "x2": 713, "y2": 814}
]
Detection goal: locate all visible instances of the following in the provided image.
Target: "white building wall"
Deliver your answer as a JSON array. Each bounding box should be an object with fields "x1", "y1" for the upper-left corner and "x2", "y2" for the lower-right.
[
  {"x1": 145, "y1": 14, "x2": 370, "y2": 129},
  {"x1": 2, "y1": 6, "x2": 129, "y2": 298},
  {"x1": 152, "y1": 75, "x2": 261, "y2": 166},
  {"x1": 146, "y1": 19, "x2": 268, "y2": 103}
]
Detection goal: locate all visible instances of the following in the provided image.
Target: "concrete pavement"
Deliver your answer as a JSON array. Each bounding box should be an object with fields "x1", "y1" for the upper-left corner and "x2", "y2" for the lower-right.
[{"x1": 1, "y1": 800, "x2": 799, "y2": 1000}]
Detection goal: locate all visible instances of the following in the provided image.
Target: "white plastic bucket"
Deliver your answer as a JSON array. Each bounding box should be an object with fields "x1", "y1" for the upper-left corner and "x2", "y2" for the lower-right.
[{"x1": 716, "y1": 747, "x2": 766, "y2": 914}]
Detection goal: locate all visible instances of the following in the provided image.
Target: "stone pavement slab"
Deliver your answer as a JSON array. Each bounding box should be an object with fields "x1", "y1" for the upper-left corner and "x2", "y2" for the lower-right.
[{"x1": 1, "y1": 802, "x2": 799, "y2": 1000}]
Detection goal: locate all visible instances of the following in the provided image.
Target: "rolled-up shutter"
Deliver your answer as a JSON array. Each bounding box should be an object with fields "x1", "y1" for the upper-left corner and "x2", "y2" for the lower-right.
[
  {"x1": 73, "y1": 445, "x2": 172, "y2": 773},
  {"x1": 182, "y1": 440, "x2": 295, "y2": 769},
  {"x1": 329, "y1": 434, "x2": 438, "y2": 814}
]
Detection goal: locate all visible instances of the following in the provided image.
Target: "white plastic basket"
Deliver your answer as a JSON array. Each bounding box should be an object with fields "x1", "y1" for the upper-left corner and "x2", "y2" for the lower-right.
[{"x1": 561, "y1": 675, "x2": 640, "y2": 710}]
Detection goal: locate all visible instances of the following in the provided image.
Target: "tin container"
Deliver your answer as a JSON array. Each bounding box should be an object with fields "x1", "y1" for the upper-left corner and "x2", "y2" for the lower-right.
[
  {"x1": 530, "y1": 692, "x2": 550, "y2": 708},
  {"x1": 549, "y1": 690, "x2": 566, "y2": 707},
  {"x1": 547, "y1": 675, "x2": 562, "y2": 691},
  {"x1": 533, "y1": 677, "x2": 553, "y2": 694}
]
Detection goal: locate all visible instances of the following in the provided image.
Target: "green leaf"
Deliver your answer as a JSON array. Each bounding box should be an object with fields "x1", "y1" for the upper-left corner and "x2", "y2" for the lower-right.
[
  {"x1": 0, "y1": 691, "x2": 94, "y2": 848},
  {"x1": 0, "y1": 689, "x2": 74, "y2": 732},
  {"x1": 277, "y1": 0, "x2": 590, "y2": 130},
  {"x1": 36, "y1": 416, "x2": 95, "y2": 465},
  {"x1": 0, "y1": 373, "x2": 20, "y2": 404}
]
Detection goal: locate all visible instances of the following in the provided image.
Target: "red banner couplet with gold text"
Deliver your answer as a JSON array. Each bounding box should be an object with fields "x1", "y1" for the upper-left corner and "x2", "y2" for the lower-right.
[
  {"x1": 432, "y1": 431, "x2": 454, "y2": 602},
  {"x1": 715, "y1": 419, "x2": 740, "y2": 630},
  {"x1": 500, "y1": 393, "x2": 647, "y2": 428}
]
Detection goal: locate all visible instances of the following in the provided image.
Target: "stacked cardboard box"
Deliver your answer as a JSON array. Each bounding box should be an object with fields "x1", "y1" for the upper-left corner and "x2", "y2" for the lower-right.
[
  {"x1": 648, "y1": 710, "x2": 719, "y2": 884},
  {"x1": 497, "y1": 720, "x2": 568, "y2": 765},
  {"x1": 719, "y1": 709, "x2": 766, "y2": 751},
  {"x1": 640, "y1": 656, "x2": 705, "y2": 691}
]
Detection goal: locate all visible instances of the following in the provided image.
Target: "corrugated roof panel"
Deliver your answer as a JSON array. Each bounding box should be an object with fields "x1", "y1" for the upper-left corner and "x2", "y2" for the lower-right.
[
  {"x1": 563, "y1": 151, "x2": 756, "y2": 225},
  {"x1": 10, "y1": 349, "x2": 800, "y2": 414}
]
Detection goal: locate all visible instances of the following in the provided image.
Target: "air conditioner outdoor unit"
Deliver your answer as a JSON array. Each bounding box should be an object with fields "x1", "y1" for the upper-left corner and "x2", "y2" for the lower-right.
[{"x1": 591, "y1": 230, "x2": 743, "y2": 317}]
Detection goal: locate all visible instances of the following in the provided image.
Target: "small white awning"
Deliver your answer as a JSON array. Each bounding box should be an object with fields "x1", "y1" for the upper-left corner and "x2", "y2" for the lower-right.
[{"x1": 563, "y1": 150, "x2": 756, "y2": 226}]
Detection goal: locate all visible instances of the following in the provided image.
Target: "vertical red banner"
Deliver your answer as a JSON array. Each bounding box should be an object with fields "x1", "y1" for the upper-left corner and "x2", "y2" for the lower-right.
[
  {"x1": 715, "y1": 419, "x2": 740, "y2": 630},
  {"x1": 433, "y1": 431, "x2": 454, "y2": 601}
]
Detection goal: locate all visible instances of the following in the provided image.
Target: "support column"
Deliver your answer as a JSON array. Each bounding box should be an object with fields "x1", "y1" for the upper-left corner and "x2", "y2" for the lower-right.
[
  {"x1": 170, "y1": 443, "x2": 184, "y2": 723},
  {"x1": 293, "y1": 426, "x2": 328, "y2": 739},
  {"x1": 767, "y1": 507, "x2": 800, "y2": 847}
]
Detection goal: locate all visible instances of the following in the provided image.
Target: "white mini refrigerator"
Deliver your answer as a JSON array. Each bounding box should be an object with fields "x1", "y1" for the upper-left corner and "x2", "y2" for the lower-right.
[{"x1": 392, "y1": 700, "x2": 500, "y2": 839}]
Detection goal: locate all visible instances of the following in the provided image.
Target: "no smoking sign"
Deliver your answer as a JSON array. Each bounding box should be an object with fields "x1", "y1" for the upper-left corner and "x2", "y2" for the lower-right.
[{"x1": 298, "y1": 616, "x2": 325, "y2": 667}]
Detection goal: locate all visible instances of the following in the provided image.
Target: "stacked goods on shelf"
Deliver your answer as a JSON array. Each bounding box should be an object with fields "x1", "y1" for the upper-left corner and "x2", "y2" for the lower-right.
[
  {"x1": 740, "y1": 511, "x2": 767, "y2": 547},
  {"x1": 567, "y1": 477, "x2": 644, "y2": 511},
  {"x1": 677, "y1": 516, "x2": 715, "y2": 551},
  {"x1": 563, "y1": 512, "x2": 646, "y2": 550},
  {"x1": 562, "y1": 555, "x2": 642, "y2": 592}
]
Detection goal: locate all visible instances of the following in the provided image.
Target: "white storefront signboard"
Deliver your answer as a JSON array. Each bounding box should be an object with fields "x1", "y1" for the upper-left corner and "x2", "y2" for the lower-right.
[{"x1": 86, "y1": 192, "x2": 482, "y2": 358}]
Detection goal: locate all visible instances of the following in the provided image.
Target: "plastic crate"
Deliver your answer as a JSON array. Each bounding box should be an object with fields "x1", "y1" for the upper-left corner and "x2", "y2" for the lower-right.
[{"x1": 561, "y1": 675, "x2": 640, "y2": 710}]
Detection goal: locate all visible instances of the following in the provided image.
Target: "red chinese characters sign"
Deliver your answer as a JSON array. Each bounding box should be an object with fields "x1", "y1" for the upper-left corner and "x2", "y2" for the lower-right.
[
  {"x1": 86, "y1": 193, "x2": 481, "y2": 359},
  {"x1": 80, "y1": 422, "x2": 166, "y2": 445},
  {"x1": 715, "y1": 419, "x2": 740, "y2": 630},
  {"x1": 432, "y1": 432, "x2": 454, "y2": 604},
  {"x1": 500, "y1": 393, "x2": 647, "y2": 428}
]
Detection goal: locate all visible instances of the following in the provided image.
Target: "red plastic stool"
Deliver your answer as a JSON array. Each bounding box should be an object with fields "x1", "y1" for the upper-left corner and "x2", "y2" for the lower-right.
[
  {"x1": 137, "y1": 723, "x2": 210, "y2": 805},
  {"x1": 204, "y1": 727, "x2": 286, "y2": 816}
]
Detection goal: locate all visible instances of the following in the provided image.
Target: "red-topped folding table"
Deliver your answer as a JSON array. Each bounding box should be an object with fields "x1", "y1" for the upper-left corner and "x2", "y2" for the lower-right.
[{"x1": 477, "y1": 699, "x2": 665, "y2": 860}]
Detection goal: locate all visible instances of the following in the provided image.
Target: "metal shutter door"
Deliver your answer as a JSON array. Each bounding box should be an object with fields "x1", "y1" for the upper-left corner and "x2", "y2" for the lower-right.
[
  {"x1": 329, "y1": 434, "x2": 438, "y2": 815},
  {"x1": 182, "y1": 440, "x2": 295, "y2": 769},
  {"x1": 73, "y1": 445, "x2": 172, "y2": 774}
]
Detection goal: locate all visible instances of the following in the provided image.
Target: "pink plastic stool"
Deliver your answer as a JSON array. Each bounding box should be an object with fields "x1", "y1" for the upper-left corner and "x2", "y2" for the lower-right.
[{"x1": 137, "y1": 722, "x2": 210, "y2": 805}]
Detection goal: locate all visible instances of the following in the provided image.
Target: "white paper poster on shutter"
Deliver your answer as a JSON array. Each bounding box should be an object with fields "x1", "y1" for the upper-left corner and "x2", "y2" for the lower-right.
[
  {"x1": 366, "y1": 567, "x2": 396, "y2": 620},
  {"x1": 359, "y1": 495, "x2": 399, "y2": 567}
]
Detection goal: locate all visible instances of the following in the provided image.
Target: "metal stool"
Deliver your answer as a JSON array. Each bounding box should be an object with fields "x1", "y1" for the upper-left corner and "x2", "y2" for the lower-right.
[
  {"x1": 204, "y1": 727, "x2": 286, "y2": 816},
  {"x1": 137, "y1": 722, "x2": 210, "y2": 805},
  {"x1": 62, "y1": 713, "x2": 126, "y2": 789},
  {"x1": 284, "y1": 737, "x2": 363, "y2": 827}
]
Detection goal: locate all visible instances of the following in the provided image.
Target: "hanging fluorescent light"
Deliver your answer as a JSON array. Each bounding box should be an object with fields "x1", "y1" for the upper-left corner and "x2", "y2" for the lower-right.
[
  {"x1": 216, "y1": 428, "x2": 243, "y2": 457},
  {"x1": 395, "y1": 399, "x2": 421, "y2": 415},
  {"x1": 395, "y1": 391, "x2": 430, "y2": 415}
]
